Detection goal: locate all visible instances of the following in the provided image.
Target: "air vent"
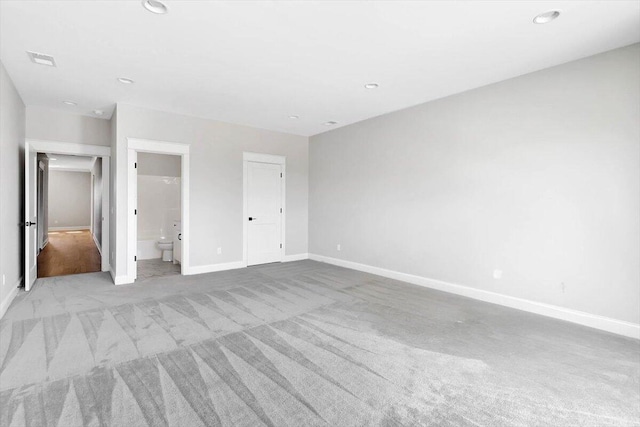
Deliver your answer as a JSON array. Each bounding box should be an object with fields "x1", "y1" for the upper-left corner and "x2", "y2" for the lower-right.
[{"x1": 26, "y1": 51, "x2": 56, "y2": 67}]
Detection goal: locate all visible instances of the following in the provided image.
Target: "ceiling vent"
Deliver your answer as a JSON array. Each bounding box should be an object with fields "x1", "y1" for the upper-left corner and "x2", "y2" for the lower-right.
[{"x1": 26, "y1": 51, "x2": 56, "y2": 67}]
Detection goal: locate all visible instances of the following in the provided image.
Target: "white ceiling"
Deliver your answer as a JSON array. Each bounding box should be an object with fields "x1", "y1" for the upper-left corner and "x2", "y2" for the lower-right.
[
  {"x1": 47, "y1": 154, "x2": 95, "y2": 172},
  {"x1": 1, "y1": 1, "x2": 638, "y2": 137}
]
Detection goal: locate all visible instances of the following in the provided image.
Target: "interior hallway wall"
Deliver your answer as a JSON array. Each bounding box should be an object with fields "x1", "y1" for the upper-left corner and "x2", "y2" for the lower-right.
[
  {"x1": 92, "y1": 158, "x2": 103, "y2": 248},
  {"x1": 0, "y1": 61, "x2": 26, "y2": 314},
  {"x1": 48, "y1": 171, "x2": 92, "y2": 229},
  {"x1": 26, "y1": 106, "x2": 111, "y2": 146},
  {"x1": 309, "y1": 43, "x2": 640, "y2": 324}
]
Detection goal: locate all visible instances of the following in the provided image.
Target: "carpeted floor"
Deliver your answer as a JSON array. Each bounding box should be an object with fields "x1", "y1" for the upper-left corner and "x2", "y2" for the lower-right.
[{"x1": 1, "y1": 260, "x2": 638, "y2": 426}]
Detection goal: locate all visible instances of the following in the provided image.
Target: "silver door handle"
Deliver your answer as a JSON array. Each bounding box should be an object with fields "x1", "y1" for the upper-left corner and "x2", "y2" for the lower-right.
[
  {"x1": 25, "y1": 221, "x2": 36, "y2": 227},
  {"x1": 248, "y1": 217, "x2": 257, "y2": 221}
]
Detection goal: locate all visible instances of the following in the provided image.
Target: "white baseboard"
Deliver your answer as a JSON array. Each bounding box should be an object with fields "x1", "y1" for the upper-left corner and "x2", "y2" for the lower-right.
[
  {"x1": 92, "y1": 233, "x2": 102, "y2": 255},
  {"x1": 185, "y1": 261, "x2": 245, "y2": 276},
  {"x1": 109, "y1": 268, "x2": 129, "y2": 285},
  {"x1": 309, "y1": 254, "x2": 640, "y2": 340},
  {"x1": 49, "y1": 226, "x2": 90, "y2": 231},
  {"x1": 283, "y1": 253, "x2": 309, "y2": 262},
  {"x1": 0, "y1": 276, "x2": 22, "y2": 319}
]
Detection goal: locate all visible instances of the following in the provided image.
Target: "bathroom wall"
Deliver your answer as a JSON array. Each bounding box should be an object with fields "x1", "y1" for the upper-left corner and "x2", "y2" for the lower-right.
[{"x1": 137, "y1": 154, "x2": 181, "y2": 260}]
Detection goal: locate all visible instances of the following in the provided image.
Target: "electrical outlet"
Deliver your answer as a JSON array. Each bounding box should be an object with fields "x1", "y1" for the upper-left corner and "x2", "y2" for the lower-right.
[
  {"x1": 217, "y1": 247, "x2": 222, "y2": 255},
  {"x1": 493, "y1": 269, "x2": 502, "y2": 279},
  {"x1": 561, "y1": 282, "x2": 566, "y2": 293},
  {"x1": 2, "y1": 275, "x2": 5, "y2": 286},
  {"x1": 337, "y1": 244, "x2": 341, "y2": 251}
]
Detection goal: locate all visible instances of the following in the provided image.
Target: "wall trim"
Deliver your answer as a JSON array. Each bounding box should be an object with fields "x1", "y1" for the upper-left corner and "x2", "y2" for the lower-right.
[
  {"x1": 185, "y1": 261, "x2": 245, "y2": 276},
  {"x1": 110, "y1": 267, "x2": 129, "y2": 286},
  {"x1": 92, "y1": 232, "x2": 102, "y2": 255},
  {"x1": 308, "y1": 254, "x2": 640, "y2": 340},
  {"x1": 283, "y1": 253, "x2": 309, "y2": 262},
  {"x1": 0, "y1": 276, "x2": 22, "y2": 319},
  {"x1": 49, "y1": 226, "x2": 90, "y2": 231}
]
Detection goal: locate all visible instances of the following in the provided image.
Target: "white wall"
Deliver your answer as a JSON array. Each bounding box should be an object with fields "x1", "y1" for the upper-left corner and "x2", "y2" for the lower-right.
[
  {"x1": 137, "y1": 152, "x2": 181, "y2": 177},
  {"x1": 137, "y1": 175, "x2": 181, "y2": 240},
  {"x1": 26, "y1": 106, "x2": 111, "y2": 146},
  {"x1": 48, "y1": 171, "x2": 91, "y2": 229},
  {"x1": 92, "y1": 158, "x2": 102, "y2": 248},
  {"x1": 114, "y1": 103, "x2": 309, "y2": 278},
  {"x1": 0, "y1": 61, "x2": 25, "y2": 314},
  {"x1": 309, "y1": 44, "x2": 640, "y2": 325}
]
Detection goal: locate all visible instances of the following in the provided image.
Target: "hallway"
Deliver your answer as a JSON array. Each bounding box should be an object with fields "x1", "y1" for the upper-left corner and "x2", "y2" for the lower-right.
[{"x1": 37, "y1": 230, "x2": 101, "y2": 277}]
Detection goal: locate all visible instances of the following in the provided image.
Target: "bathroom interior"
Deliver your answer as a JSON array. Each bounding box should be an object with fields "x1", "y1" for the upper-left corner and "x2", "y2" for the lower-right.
[{"x1": 136, "y1": 152, "x2": 181, "y2": 281}]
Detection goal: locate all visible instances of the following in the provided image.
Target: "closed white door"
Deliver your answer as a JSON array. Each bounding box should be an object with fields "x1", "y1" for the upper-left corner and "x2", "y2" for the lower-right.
[{"x1": 247, "y1": 161, "x2": 282, "y2": 266}]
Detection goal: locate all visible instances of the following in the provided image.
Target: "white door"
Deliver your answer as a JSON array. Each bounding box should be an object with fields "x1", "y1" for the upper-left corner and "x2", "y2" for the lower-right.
[
  {"x1": 24, "y1": 145, "x2": 38, "y2": 290},
  {"x1": 247, "y1": 161, "x2": 282, "y2": 266}
]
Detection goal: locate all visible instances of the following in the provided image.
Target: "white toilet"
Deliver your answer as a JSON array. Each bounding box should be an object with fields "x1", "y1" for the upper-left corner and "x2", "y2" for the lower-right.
[{"x1": 157, "y1": 238, "x2": 173, "y2": 262}]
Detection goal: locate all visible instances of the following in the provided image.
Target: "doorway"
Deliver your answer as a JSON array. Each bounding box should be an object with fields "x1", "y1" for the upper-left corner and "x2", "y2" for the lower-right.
[
  {"x1": 37, "y1": 155, "x2": 102, "y2": 278},
  {"x1": 127, "y1": 138, "x2": 190, "y2": 284},
  {"x1": 243, "y1": 152, "x2": 286, "y2": 266},
  {"x1": 24, "y1": 140, "x2": 110, "y2": 291}
]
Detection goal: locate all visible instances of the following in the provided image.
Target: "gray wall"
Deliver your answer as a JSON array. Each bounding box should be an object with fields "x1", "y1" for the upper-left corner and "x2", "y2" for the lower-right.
[
  {"x1": 114, "y1": 103, "x2": 309, "y2": 277},
  {"x1": 26, "y1": 106, "x2": 111, "y2": 146},
  {"x1": 309, "y1": 43, "x2": 640, "y2": 324},
  {"x1": 48, "y1": 171, "x2": 92, "y2": 229},
  {"x1": 137, "y1": 152, "x2": 181, "y2": 177},
  {"x1": 0, "y1": 62, "x2": 25, "y2": 308},
  {"x1": 92, "y1": 158, "x2": 102, "y2": 248}
]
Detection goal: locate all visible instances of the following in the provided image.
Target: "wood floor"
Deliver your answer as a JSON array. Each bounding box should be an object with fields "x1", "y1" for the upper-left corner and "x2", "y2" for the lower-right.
[{"x1": 37, "y1": 230, "x2": 101, "y2": 278}]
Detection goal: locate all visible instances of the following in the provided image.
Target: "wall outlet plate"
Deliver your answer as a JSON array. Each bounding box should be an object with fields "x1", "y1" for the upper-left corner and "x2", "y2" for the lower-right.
[
  {"x1": 217, "y1": 247, "x2": 222, "y2": 255},
  {"x1": 493, "y1": 269, "x2": 503, "y2": 279},
  {"x1": 337, "y1": 244, "x2": 341, "y2": 251}
]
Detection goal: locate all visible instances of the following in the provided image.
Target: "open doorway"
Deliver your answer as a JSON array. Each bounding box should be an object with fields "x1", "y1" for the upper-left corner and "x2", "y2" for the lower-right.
[
  {"x1": 135, "y1": 152, "x2": 182, "y2": 281},
  {"x1": 24, "y1": 140, "x2": 110, "y2": 291},
  {"x1": 127, "y1": 138, "x2": 190, "y2": 284},
  {"x1": 36, "y1": 154, "x2": 102, "y2": 278}
]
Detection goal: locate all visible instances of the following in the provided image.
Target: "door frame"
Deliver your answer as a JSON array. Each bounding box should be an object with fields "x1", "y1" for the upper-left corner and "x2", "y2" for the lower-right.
[
  {"x1": 127, "y1": 138, "x2": 190, "y2": 283},
  {"x1": 242, "y1": 152, "x2": 286, "y2": 267},
  {"x1": 24, "y1": 139, "x2": 111, "y2": 290}
]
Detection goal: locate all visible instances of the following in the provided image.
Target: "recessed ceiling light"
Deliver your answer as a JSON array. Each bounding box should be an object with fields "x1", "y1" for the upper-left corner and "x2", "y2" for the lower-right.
[
  {"x1": 117, "y1": 77, "x2": 135, "y2": 84},
  {"x1": 26, "y1": 51, "x2": 56, "y2": 67},
  {"x1": 93, "y1": 110, "x2": 104, "y2": 116},
  {"x1": 533, "y1": 10, "x2": 561, "y2": 24},
  {"x1": 63, "y1": 100, "x2": 77, "y2": 106},
  {"x1": 142, "y1": 0, "x2": 168, "y2": 14},
  {"x1": 324, "y1": 121, "x2": 338, "y2": 126},
  {"x1": 289, "y1": 115, "x2": 299, "y2": 119},
  {"x1": 364, "y1": 83, "x2": 379, "y2": 89}
]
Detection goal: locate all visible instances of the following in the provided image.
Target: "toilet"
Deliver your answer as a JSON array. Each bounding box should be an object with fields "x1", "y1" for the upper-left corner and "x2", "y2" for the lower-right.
[{"x1": 157, "y1": 238, "x2": 173, "y2": 261}]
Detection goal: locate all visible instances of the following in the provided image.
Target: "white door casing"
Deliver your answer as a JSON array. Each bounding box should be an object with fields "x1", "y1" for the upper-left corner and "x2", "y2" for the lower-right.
[
  {"x1": 24, "y1": 139, "x2": 111, "y2": 289},
  {"x1": 243, "y1": 152, "x2": 286, "y2": 267}
]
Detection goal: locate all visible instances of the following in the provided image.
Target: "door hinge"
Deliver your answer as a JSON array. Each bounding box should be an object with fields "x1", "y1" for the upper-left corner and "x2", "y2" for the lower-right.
[
  {"x1": 280, "y1": 173, "x2": 282, "y2": 178},
  {"x1": 134, "y1": 209, "x2": 137, "y2": 215},
  {"x1": 134, "y1": 256, "x2": 137, "y2": 261},
  {"x1": 280, "y1": 243, "x2": 282, "y2": 248},
  {"x1": 134, "y1": 162, "x2": 137, "y2": 168},
  {"x1": 280, "y1": 208, "x2": 282, "y2": 213}
]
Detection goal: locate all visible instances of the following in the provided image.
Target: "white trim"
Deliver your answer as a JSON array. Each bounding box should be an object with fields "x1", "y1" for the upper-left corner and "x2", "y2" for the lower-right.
[
  {"x1": 126, "y1": 138, "x2": 190, "y2": 283},
  {"x1": 283, "y1": 253, "x2": 309, "y2": 262},
  {"x1": 25, "y1": 139, "x2": 111, "y2": 280},
  {"x1": 92, "y1": 232, "x2": 102, "y2": 255},
  {"x1": 0, "y1": 276, "x2": 22, "y2": 319},
  {"x1": 49, "y1": 226, "x2": 90, "y2": 231},
  {"x1": 242, "y1": 152, "x2": 286, "y2": 267},
  {"x1": 48, "y1": 167, "x2": 93, "y2": 173},
  {"x1": 128, "y1": 138, "x2": 190, "y2": 154},
  {"x1": 27, "y1": 139, "x2": 110, "y2": 157},
  {"x1": 309, "y1": 254, "x2": 640, "y2": 340},
  {"x1": 186, "y1": 261, "x2": 246, "y2": 275}
]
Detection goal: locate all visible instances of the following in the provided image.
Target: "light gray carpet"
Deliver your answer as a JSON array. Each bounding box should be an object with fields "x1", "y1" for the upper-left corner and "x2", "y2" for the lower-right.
[{"x1": 1, "y1": 260, "x2": 638, "y2": 426}]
